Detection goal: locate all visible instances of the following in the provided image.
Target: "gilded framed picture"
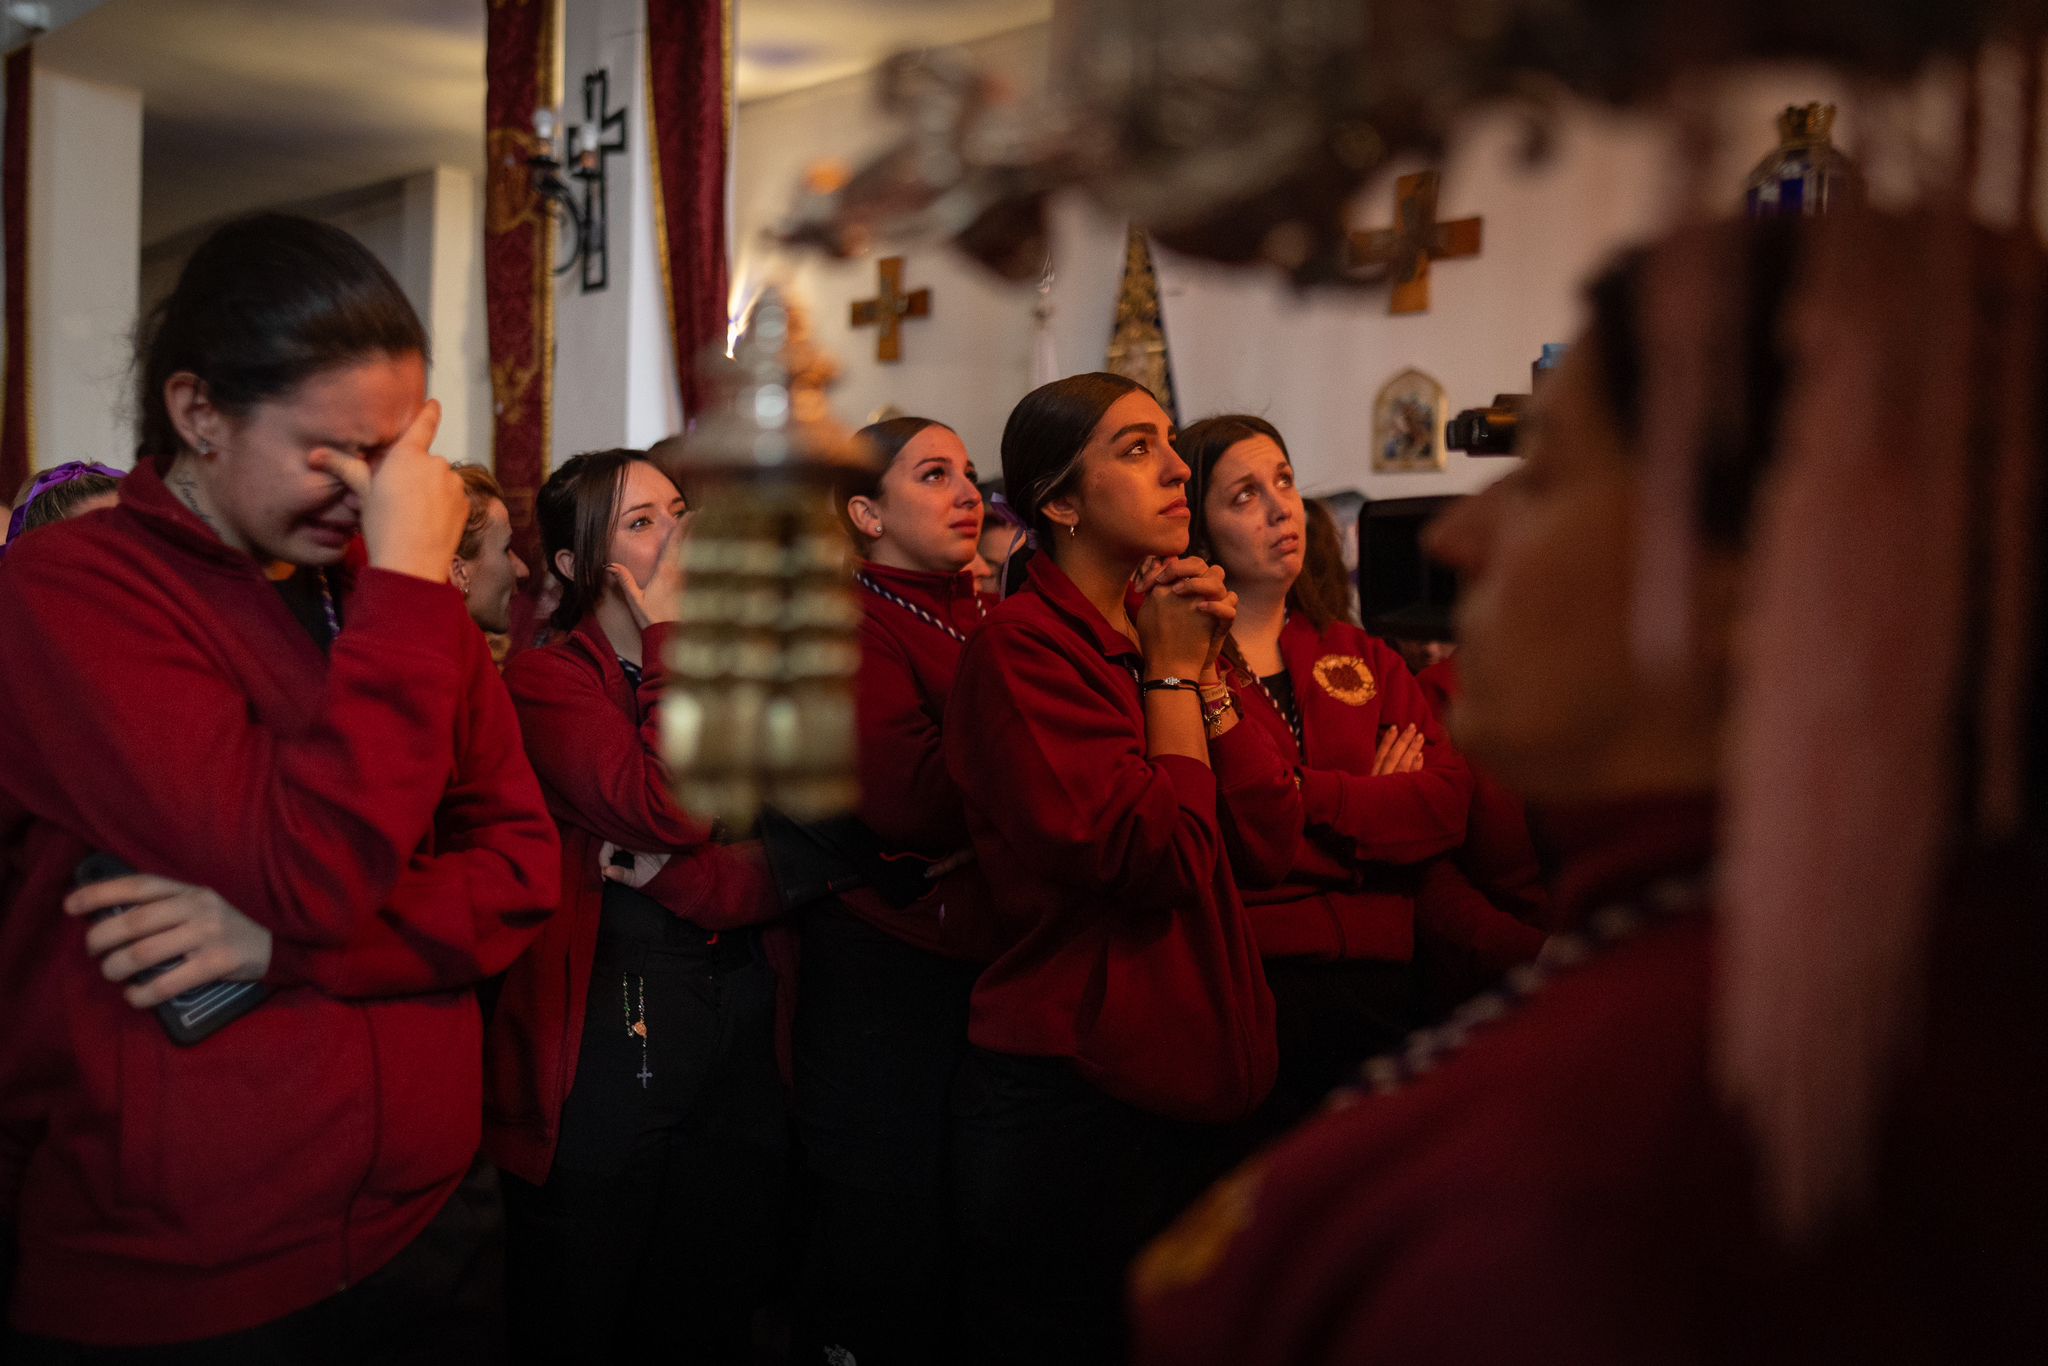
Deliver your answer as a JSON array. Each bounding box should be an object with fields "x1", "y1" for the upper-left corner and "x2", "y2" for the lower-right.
[{"x1": 1372, "y1": 368, "x2": 1447, "y2": 473}]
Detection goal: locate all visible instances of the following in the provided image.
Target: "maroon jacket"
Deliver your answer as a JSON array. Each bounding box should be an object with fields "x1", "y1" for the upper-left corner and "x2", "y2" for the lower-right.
[
  {"x1": 843, "y1": 561, "x2": 1002, "y2": 962},
  {"x1": 1130, "y1": 796, "x2": 1735, "y2": 1366},
  {"x1": 1416, "y1": 656, "x2": 1558, "y2": 931},
  {"x1": 942, "y1": 554, "x2": 1276, "y2": 1124},
  {"x1": 486, "y1": 614, "x2": 776, "y2": 1184},
  {"x1": 1141, "y1": 800, "x2": 2048, "y2": 1363},
  {"x1": 1220, "y1": 616, "x2": 1502, "y2": 963},
  {"x1": 0, "y1": 459, "x2": 558, "y2": 1345}
]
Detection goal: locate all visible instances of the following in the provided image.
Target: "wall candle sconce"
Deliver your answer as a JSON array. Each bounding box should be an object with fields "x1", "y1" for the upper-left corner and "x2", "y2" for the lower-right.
[{"x1": 529, "y1": 69, "x2": 627, "y2": 292}]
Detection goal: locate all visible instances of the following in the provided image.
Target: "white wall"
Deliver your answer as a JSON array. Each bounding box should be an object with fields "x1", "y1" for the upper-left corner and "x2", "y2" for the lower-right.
[
  {"x1": 399, "y1": 165, "x2": 489, "y2": 470},
  {"x1": 730, "y1": 29, "x2": 1907, "y2": 500},
  {"x1": 1148, "y1": 105, "x2": 1669, "y2": 498},
  {"x1": 28, "y1": 65, "x2": 141, "y2": 470},
  {"x1": 551, "y1": 0, "x2": 682, "y2": 464}
]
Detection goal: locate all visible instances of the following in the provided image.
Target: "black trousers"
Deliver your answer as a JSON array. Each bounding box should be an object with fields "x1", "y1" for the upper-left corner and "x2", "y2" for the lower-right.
[
  {"x1": 502, "y1": 925, "x2": 788, "y2": 1366},
  {"x1": 950, "y1": 1049, "x2": 1245, "y2": 1366},
  {"x1": 791, "y1": 904, "x2": 978, "y2": 1366},
  {"x1": 3, "y1": 1159, "x2": 505, "y2": 1365},
  {"x1": 1257, "y1": 955, "x2": 1420, "y2": 1136}
]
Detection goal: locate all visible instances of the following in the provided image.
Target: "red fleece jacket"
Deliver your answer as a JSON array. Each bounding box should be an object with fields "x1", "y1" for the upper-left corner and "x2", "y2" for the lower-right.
[
  {"x1": 843, "y1": 561, "x2": 1003, "y2": 962},
  {"x1": 1131, "y1": 797, "x2": 1726, "y2": 1366},
  {"x1": 0, "y1": 459, "x2": 558, "y2": 1345},
  {"x1": 1220, "y1": 617, "x2": 1498, "y2": 960}
]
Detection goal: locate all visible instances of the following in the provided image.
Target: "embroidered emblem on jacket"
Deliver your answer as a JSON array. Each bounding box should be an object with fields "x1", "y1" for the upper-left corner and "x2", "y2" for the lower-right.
[{"x1": 1312, "y1": 654, "x2": 1377, "y2": 705}]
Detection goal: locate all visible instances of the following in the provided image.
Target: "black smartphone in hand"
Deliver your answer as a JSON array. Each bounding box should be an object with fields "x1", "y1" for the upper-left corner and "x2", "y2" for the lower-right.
[{"x1": 73, "y1": 853, "x2": 268, "y2": 1046}]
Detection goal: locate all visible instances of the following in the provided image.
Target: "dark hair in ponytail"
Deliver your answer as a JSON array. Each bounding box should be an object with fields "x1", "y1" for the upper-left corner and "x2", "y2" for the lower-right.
[
  {"x1": 133, "y1": 213, "x2": 428, "y2": 461},
  {"x1": 837, "y1": 416, "x2": 952, "y2": 549},
  {"x1": 999, "y1": 372, "x2": 1147, "y2": 546},
  {"x1": 855, "y1": 416, "x2": 950, "y2": 472},
  {"x1": 536, "y1": 448, "x2": 653, "y2": 632}
]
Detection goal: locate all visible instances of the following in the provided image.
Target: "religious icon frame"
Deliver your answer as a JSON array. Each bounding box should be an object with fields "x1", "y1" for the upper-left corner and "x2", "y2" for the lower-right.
[{"x1": 1371, "y1": 368, "x2": 1448, "y2": 473}]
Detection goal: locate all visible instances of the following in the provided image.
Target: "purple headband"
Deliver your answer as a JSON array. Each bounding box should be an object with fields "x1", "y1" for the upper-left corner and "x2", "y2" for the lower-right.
[
  {"x1": 985, "y1": 490, "x2": 1029, "y2": 533},
  {"x1": 7, "y1": 461, "x2": 126, "y2": 543}
]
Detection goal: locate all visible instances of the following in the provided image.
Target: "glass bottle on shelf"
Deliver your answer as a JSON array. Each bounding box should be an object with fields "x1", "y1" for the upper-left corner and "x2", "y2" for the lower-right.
[{"x1": 1745, "y1": 103, "x2": 1861, "y2": 218}]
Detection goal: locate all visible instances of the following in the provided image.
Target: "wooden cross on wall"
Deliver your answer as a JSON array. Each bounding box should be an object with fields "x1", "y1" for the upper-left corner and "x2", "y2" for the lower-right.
[
  {"x1": 1347, "y1": 171, "x2": 1483, "y2": 315},
  {"x1": 849, "y1": 256, "x2": 932, "y2": 363}
]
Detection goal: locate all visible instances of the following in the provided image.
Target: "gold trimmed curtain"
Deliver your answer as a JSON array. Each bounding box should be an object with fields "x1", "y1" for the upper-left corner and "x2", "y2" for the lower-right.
[{"x1": 484, "y1": 0, "x2": 557, "y2": 570}]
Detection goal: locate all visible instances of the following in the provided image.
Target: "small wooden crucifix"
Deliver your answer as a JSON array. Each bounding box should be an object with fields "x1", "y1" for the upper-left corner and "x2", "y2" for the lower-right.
[
  {"x1": 849, "y1": 256, "x2": 932, "y2": 363},
  {"x1": 1347, "y1": 171, "x2": 1483, "y2": 315}
]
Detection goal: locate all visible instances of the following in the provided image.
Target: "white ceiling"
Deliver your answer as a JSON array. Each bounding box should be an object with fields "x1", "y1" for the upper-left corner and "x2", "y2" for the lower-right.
[
  {"x1": 33, "y1": 0, "x2": 1049, "y2": 246},
  {"x1": 735, "y1": 0, "x2": 1047, "y2": 102}
]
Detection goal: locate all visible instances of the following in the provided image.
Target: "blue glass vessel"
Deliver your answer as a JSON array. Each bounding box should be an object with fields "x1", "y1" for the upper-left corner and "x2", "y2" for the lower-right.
[{"x1": 1745, "y1": 103, "x2": 1860, "y2": 218}]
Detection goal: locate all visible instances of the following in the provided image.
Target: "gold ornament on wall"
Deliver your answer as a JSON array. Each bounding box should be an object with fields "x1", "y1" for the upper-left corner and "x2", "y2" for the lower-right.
[{"x1": 1105, "y1": 226, "x2": 1180, "y2": 419}]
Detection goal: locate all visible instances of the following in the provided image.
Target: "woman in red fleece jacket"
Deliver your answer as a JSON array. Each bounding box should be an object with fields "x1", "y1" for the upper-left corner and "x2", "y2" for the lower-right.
[
  {"x1": 1181, "y1": 414, "x2": 1542, "y2": 1123},
  {"x1": 942, "y1": 373, "x2": 1278, "y2": 1366},
  {"x1": 487, "y1": 447, "x2": 782, "y2": 1364},
  {"x1": 793, "y1": 415, "x2": 998, "y2": 1363},
  {"x1": 0, "y1": 214, "x2": 558, "y2": 1359}
]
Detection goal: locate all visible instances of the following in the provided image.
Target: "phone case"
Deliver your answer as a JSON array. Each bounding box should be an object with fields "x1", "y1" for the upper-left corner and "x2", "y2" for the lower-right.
[{"x1": 73, "y1": 852, "x2": 269, "y2": 1045}]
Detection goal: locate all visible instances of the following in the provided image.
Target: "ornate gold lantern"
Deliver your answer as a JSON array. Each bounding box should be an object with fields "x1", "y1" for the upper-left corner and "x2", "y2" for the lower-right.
[{"x1": 660, "y1": 286, "x2": 874, "y2": 828}]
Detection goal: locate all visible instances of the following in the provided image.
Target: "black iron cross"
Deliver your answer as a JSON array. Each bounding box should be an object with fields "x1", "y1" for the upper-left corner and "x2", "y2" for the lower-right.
[{"x1": 573, "y1": 68, "x2": 629, "y2": 292}]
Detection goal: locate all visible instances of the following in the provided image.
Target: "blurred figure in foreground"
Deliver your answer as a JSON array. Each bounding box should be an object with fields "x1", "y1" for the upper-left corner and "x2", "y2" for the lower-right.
[{"x1": 1132, "y1": 211, "x2": 2048, "y2": 1365}]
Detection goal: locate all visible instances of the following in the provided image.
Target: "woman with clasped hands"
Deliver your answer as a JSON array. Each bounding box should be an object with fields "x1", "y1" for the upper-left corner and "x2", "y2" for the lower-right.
[{"x1": 939, "y1": 373, "x2": 1282, "y2": 1365}]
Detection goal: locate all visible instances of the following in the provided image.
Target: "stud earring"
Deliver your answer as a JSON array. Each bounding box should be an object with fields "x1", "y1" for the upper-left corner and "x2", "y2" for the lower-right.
[{"x1": 195, "y1": 439, "x2": 212, "y2": 456}]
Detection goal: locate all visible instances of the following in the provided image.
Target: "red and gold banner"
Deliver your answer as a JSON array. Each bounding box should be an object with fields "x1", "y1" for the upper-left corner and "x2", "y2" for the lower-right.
[
  {"x1": 2, "y1": 45, "x2": 33, "y2": 497},
  {"x1": 484, "y1": 0, "x2": 556, "y2": 570},
  {"x1": 645, "y1": 0, "x2": 730, "y2": 422}
]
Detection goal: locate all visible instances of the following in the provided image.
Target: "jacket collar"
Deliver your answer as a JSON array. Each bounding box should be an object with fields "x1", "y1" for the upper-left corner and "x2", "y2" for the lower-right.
[
  {"x1": 856, "y1": 560, "x2": 977, "y2": 608},
  {"x1": 568, "y1": 612, "x2": 639, "y2": 713},
  {"x1": 1277, "y1": 611, "x2": 1330, "y2": 681},
  {"x1": 1025, "y1": 552, "x2": 1141, "y2": 661}
]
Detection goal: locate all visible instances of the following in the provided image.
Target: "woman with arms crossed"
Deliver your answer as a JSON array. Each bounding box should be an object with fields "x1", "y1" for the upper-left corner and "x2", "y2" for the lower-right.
[{"x1": 0, "y1": 214, "x2": 557, "y2": 1361}]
